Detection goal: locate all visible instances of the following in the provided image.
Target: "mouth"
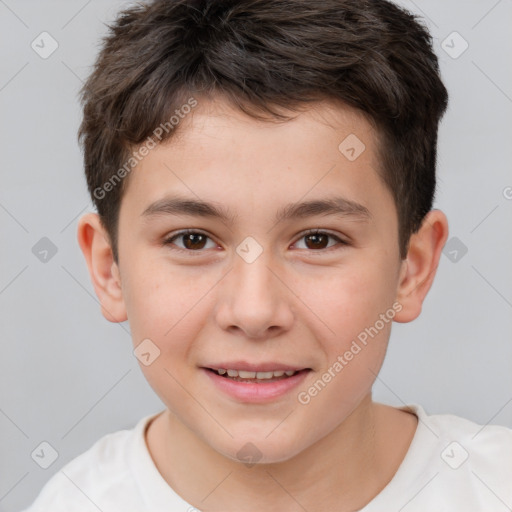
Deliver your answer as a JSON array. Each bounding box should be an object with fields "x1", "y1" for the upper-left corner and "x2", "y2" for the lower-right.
[
  {"x1": 201, "y1": 365, "x2": 312, "y2": 402},
  {"x1": 204, "y1": 367, "x2": 309, "y2": 383}
]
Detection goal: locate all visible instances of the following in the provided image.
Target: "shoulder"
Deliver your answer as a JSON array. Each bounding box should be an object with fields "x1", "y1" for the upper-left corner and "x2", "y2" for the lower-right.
[
  {"x1": 416, "y1": 404, "x2": 512, "y2": 461},
  {"x1": 408, "y1": 404, "x2": 512, "y2": 504},
  {"x1": 22, "y1": 414, "x2": 157, "y2": 512},
  {"x1": 365, "y1": 404, "x2": 512, "y2": 511}
]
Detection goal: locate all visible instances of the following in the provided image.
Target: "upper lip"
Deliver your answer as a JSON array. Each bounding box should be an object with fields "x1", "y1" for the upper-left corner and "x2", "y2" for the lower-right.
[{"x1": 202, "y1": 361, "x2": 309, "y2": 372}]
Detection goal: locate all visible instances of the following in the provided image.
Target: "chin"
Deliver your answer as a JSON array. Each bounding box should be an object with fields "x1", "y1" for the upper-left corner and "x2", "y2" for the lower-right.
[{"x1": 213, "y1": 435, "x2": 308, "y2": 467}]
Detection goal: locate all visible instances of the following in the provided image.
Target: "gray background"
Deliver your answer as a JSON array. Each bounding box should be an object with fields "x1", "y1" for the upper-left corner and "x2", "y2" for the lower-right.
[{"x1": 1, "y1": 1, "x2": 511, "y2": 510}]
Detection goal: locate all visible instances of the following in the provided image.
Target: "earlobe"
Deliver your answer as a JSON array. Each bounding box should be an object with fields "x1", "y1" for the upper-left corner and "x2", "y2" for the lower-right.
[
  {"x1": 394, "y1": 210, "x2": 449, "y2": 323},
  {"x1": 77, "y1": 213, "x2": 128, "y2": 323}
]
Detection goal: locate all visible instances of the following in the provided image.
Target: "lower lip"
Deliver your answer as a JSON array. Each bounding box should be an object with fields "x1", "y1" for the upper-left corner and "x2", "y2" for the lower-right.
[{"x1": 202, "y1": 368, "x2": 311, "y2": 403}]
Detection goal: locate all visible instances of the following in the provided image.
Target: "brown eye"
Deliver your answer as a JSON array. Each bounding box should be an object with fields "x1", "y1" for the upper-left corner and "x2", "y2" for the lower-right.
[
  {"x1": 182, "y1": 233, "x2": 208, "y2": 250},
  {"x1": 294, "y1": 230, "x2": 346, "y2": 251},
  {"x1": 304, "y1": 233, "x2": 330, "y2": 250},
  {"x1": 164, "y1": 230, "x2": 217, "y2": 251}
]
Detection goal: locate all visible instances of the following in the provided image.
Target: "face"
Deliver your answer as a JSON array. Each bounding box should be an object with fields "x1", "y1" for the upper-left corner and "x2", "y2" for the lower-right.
[{"x1": 114, "y1": 99, "x2": 404, "y2": 463}]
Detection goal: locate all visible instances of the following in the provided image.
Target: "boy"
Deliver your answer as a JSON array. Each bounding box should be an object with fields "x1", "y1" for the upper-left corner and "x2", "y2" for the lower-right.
[{"x1": 24, "y1": 0, "x2": 512, "y2": 510}]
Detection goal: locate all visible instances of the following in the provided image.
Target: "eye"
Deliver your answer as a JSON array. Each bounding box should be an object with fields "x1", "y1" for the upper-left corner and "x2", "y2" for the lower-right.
[
  {"x1": 163, "y1": 228, "x2": 348, "y2": 254},
  {"x1": 163, "y1": 230, "x2": 218, "y2": 252},
  {"x1": 293, "y1": 229, "x2": 347, "y2": 251}
]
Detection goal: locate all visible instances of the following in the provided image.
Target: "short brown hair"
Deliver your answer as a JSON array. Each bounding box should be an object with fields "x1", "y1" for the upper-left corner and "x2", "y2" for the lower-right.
[{"x1": 78, "y1": 0, "x2": 448, "y2": 263}]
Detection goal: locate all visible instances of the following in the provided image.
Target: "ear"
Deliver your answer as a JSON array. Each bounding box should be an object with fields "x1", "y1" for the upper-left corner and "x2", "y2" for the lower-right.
[
  {"x1": 77, "y1": 212, "x2": 127, "y2": 323},
  {"x1": 394, "y1": 209, "x2": 449, "y2": 323}
]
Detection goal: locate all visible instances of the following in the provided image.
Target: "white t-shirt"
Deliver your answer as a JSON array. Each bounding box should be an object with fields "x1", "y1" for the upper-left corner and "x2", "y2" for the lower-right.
[{"x1": 22, "y1": 404, "x2": 512, "y2": 512}]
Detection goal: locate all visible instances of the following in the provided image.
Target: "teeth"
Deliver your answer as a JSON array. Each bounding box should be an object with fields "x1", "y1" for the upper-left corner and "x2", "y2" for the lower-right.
[
  {"x1": 239, "y1": 370, "x2": 257, "y2": 378},
  {"x1": 256, "y1": 371, "x2": 273, "y2": 379},
  {"x1": 215, "y1": 369, "x2": 298, "y2": 379}
]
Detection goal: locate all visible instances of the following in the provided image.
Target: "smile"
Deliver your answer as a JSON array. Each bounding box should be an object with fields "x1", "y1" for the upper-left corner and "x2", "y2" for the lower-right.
[
  {"x1": 202, "y1": 367, "x2": 311, "y2": 402},
  {"x1": 211, "y1": 368, "x2": 298, "y2": 381}
]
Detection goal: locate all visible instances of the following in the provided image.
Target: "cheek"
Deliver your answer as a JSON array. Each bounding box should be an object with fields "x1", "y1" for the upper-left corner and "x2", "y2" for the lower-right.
[
  {"x1": 123, "y1": 264, "x2": 219, "y2": 412},
  {"x1": 291, "y1": 258, "x2": 396, "y2": 346},
  {"x1": 122, "y1": 256, "x2": 215, "y2": 345},
  {"x1": 289, "y1": 257, "x2": 397, "y2": 410}
]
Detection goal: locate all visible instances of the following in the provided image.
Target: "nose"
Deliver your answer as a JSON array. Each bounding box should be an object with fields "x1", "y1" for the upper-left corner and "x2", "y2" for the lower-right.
[{"x1": 214, "y1": 249, "x2": 295, "y2": 340}]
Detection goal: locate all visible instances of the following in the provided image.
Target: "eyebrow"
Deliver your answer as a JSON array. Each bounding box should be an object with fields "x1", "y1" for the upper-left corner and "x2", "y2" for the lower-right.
[{"x1": 141, "y1": 195, "x2": 372, "y2": 225}]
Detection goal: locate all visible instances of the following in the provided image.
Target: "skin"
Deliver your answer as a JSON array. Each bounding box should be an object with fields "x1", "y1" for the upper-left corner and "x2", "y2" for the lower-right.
[{"x1": 77, "y1": 98, "x2": 448, "y2": 511}]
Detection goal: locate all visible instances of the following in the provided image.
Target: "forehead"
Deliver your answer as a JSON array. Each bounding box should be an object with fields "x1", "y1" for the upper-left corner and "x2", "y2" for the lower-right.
[
  {"x1": 167, "y1": 98, "x2": 377, "y2": 156},
  {"x1": 119, "y1": 98, "x2": 392, "y2": 225}
]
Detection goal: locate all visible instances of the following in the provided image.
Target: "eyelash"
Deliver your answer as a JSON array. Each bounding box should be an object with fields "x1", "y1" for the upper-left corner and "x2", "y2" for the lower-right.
[{"x1": 162, "y1": 228, "x2": 348, "y2": 254}]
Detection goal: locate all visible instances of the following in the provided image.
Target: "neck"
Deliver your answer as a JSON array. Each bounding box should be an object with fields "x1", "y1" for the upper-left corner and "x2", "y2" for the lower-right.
[{"x1": 146, "y1": 395, "x2": 417, "y2": 511}]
